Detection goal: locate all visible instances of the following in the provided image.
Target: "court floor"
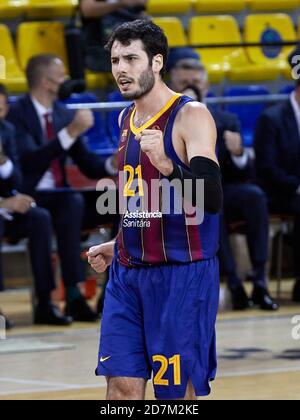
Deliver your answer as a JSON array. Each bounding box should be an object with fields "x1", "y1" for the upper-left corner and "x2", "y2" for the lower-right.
[{"x1": 0, "y1": 284, "x2": 300, "y2": 400}]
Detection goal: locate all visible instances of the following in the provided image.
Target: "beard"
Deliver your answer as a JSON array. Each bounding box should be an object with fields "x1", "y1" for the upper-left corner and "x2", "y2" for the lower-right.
[{"x1": 121, "y1": 67, "x2": 155, "y2": 100}]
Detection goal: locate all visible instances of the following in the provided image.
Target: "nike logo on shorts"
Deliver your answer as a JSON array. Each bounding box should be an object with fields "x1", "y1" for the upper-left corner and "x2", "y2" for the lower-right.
[{"x1": 100, "y1": 356, "x2": 111, "y2": 362}]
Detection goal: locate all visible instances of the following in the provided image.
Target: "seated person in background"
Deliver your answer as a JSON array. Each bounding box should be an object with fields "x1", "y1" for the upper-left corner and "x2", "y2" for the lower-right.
[
  {"x1": 7, "y1": 55, "x2": 118, "y2": 323},
  {"x1": 0, "y1": 84, "x2": 73, "y2": 327},
  {"x1": 79, "y1": 0, "x2": 148, "y2": 72},
  {"x1": 168, "y1": 48, "x2": 279, "y2": 311},
  {"x1": 255, "y1": 51, "x2": 300, "y2": 304}
]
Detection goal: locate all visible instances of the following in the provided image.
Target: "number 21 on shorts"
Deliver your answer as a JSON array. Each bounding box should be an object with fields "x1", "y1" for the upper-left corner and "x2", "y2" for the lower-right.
[{"x1": 153, "y1": 354, "x2": 181, "y2": 386}]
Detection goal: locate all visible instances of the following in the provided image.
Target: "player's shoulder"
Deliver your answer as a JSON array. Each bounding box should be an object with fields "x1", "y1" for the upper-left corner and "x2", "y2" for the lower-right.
[{"x1": 175, "y1": 100, "x2": 215, "y2": 128}]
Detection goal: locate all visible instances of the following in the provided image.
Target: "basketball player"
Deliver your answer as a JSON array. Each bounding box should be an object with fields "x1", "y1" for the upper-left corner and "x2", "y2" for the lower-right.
[{"x1": 88, "y1": 20, "x2": 222, "y2": 400}]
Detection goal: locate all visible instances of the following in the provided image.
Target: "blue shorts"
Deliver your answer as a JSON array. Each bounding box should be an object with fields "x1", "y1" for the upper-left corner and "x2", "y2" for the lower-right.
[{"x1": 96, "y1": 257, "x2": 219, "y2": 399}]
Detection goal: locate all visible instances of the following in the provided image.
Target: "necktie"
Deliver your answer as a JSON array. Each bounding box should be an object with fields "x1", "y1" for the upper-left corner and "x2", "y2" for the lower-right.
[{"x1": 44, "y1": 112, "x2": 64, "y2": 188}]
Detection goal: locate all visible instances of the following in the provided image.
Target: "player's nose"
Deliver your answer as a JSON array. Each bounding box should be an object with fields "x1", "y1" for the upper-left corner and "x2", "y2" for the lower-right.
[{"x1": 116, "y1": 60, "x2": 129, "y2": 75}]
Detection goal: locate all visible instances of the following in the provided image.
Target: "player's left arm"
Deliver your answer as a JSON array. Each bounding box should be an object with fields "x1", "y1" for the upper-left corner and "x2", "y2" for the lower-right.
[
  {"x1": 180, "y1": 102, "x2": 219, "y2": 164},
  {"x1": 136, "y1": 103, "x2": 223, "y2": 214},
  {"x1": 170, "y1": 103, "x2": 223, "y2": 214}
]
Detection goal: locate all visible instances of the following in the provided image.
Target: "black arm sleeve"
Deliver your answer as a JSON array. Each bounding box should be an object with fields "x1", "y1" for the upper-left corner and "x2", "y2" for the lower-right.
[{"x1": 167, "y1": 156, "x2": 223, "y2": 215}]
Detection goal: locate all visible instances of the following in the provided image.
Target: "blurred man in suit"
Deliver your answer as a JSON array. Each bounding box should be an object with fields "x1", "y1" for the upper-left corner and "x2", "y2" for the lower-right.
[
  {"x1": 168, "y1": 49, "x2": 278, "y2": 310},
  {"x1": 8, "y1": 55, "x2": 118, "y2": 323},
  {"x1": 255, "y1": 58, "x2": 300, "y2": 303},
  {"x1": 0, "y1": 84, "x2": 73, "y2": 326}
]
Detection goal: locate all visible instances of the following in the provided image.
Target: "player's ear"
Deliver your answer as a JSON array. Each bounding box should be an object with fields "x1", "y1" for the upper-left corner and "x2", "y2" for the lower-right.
[{"x1": 152, "y1": 54, "x2": 163, "y2": 75}]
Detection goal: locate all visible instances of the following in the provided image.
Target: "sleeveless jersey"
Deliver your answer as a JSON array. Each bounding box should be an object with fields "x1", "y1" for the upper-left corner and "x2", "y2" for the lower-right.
[{"x1": 116, "y1": 93, "x2": 219, "y2": 267}]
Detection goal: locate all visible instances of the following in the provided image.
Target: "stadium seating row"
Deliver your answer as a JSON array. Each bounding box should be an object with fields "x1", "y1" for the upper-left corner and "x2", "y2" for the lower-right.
[
  {"x1": 155, "y1": 14, "x2": 297, "y2": 82},
  {"x1": 0, "y1": 21, "x2": 109, "y2": 92},
  {"x1": 1, "y1": 0, "x2": 300, "y2": 19},
  {"x1": 188, "y1": 14, "x2": 297, "y2": 82},
  {"x1": 0, "y1": 14, "x2": 298, "y2": 92}
]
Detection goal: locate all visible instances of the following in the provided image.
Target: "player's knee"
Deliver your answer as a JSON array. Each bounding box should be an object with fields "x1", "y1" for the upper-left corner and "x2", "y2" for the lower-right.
[
  {"x1": 106, "y1": 377, "x2": 144, "y2": 400},
  {"x1": 183, "y1": 380, "x2": 197, "y2": 401},
  {"x1": 107, "y1": 386, "x2": 142, "y2": 400}
]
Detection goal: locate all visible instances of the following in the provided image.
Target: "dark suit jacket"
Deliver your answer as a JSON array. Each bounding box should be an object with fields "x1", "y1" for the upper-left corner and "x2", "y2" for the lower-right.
[
  {"x1": 7, "y1": 95, "x2": 109, "y2": 195},
  {"x1": 254, "y1": 99, "x2": 300, "y2": 199},
  {"x1": 210, "y1": 107, "x2": 252, "y2": 184},
  {"x1": 0, "y1": 119, "x2": 22, "y2": 197}
]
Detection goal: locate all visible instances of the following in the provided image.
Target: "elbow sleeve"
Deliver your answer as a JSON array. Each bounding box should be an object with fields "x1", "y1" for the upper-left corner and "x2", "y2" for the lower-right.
[{"x1": 167, "y1": 156, "x2": 223, "y2": 215}]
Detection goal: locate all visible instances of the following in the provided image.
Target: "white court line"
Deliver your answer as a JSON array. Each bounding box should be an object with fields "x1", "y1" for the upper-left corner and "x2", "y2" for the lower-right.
[
  {"x1": 220, "y1": 365, "x2": 300, "y2": 378},
  {"x1": 0, "y1": 377, "x2": 83, "y2": 388},
  {"x1": 0, "y1": 382, "x2": 105, "y2": 397},
  {"x1": 1, "y1": 365, "x2": 300, "y2": 397}
]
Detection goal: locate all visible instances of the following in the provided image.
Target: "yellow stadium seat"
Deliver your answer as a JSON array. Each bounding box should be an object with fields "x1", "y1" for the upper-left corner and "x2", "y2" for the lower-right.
[
  {"x1": 0, "y1": 24, "x2": 27, "y2": 93},
  {"x1": 188, "y1": 16, "x2": 279, "y2": 83},
  {"x1": 17, "y1": 22, "x2": 69, "y2": 70},
  {"x1": 16, "y1": 22, "x2": 108, "y2": 89},
  {"x1": 85, "y1": 71, "x2": 109, "y2": 90},
  {"x1": 152, "y1": 17, "x2": 187, "y2": 47},
  {"x1": 244, "y1": 14, "x2": 296, "y2": 80},
  {"x1": 0, "y1": 0, "x2": 27, "y2": 18},
  {"x1": 282, "y1": 66, "x2": 293, "y2": 80},
  {"x1": 26, "y1": 0, "x2": 78, "y2": 18},
  {"x1": 193, "y1": 0, "x2": 246, "y2": 13},
  {"x1": 248, "y1": 0, "x2": 298, "y2": 11},
  {"x1": 147, "y1": 0, "x2": 191, "y2": 15},
  {"x1": 296, "y1": 15, "x2": 300, "y2": 39}
]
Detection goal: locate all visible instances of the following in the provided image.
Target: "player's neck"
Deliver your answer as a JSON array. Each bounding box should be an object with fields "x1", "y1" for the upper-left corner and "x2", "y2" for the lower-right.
[{"x1": 134, "y1": 82, "x2": 176, "y2": 118}]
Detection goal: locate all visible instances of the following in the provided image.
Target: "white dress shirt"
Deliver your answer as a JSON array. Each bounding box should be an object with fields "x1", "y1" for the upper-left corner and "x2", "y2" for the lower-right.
[
  {"x1": 0, "y1": 205, "x2": 13, "y2": 221},
  {"x1": 231, "y1": 150, "x2": 249, "y2": 169},
  {"x1": 30, "y1": 97, "x2": 76, "y2": 190},
  {"x1": 31, "y1": 97, "x2": 118, "y2": 187},
  {"x1": 290, "y1": 91, "x2": 300, "y2": 137},
  {"x1": 290, "y1": 92, "x2": 300, "y2": 195},
  {"x1": 0, "y1": 159, "x2": 14, "y2": 180}
]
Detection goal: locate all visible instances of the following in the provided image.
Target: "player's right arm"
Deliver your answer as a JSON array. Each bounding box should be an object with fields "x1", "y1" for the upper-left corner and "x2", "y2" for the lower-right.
[
  {"x1": 87, "y1": 108, "x2": 126, "y2": 274},
  {"x1": 87, "y1": 241, "x2": 115, "y2": 273}
]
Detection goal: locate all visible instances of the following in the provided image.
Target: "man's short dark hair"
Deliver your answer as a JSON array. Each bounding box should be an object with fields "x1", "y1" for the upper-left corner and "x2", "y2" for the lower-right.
[
  {"x1": 26, "y1": 54, "x2": 61, "y2": 89},
  {"x1": 105, "y1": 19, "x2": 169, "y2": 78},
  {"x1": 0, "y1": 84, "x2": 8, "y2": 100}
]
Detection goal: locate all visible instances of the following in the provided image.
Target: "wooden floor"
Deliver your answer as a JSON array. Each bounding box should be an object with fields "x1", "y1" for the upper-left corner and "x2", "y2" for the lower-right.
[{"x1": 0, "y1": 282, "x2": 300, "y2": 400}]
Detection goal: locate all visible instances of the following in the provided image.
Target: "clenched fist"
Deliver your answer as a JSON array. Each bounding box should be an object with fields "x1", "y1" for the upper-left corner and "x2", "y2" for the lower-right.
[
  {"x1": 87, "y1": 241, "x2": 115, "y2": 274},
  {"x1": 135, "y1": 129, "x2": 173, "y2": 176},
  {"x1": 67, "y1": 109, "x2": 94, "y2": 139}
]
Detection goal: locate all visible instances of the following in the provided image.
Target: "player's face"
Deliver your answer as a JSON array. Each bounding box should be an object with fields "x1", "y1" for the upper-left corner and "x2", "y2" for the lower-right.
[
  {"x1": 111, "y1": 40, "x2": 156, "y2": 100},
  {"x1": 172, "y1": 68, "x2": 209, "y2": 98}
]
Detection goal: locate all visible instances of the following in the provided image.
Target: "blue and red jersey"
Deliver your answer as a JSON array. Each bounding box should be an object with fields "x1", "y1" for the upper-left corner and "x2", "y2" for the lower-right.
[{"x1": 116, "y1": 93, "x2": 220, "y2": 267}]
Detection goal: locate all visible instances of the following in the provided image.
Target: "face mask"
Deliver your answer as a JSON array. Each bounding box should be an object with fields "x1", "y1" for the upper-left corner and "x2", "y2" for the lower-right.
[
  {"x1": 58, "y1": 79, "x2": 86, "y2": 101},
  {"x1": 182, "y1": 84, "x2": 202, "y2": 103}
]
